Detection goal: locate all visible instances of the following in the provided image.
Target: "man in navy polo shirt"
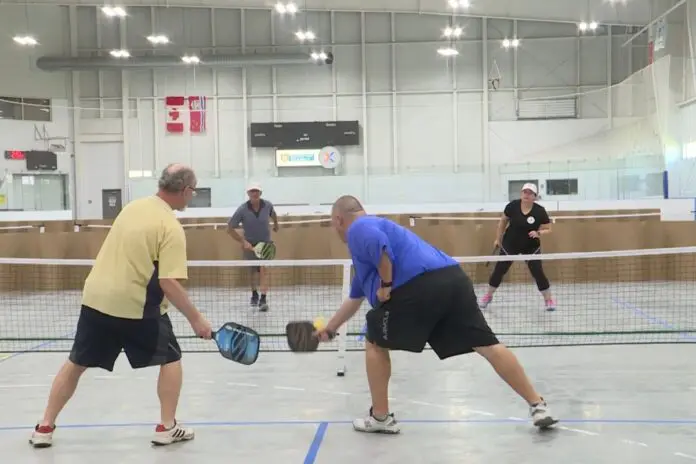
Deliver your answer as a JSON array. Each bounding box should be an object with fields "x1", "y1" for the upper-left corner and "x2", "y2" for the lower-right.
[{"x1": 317, "y1": 195, "x2": 558, "y2": 434}]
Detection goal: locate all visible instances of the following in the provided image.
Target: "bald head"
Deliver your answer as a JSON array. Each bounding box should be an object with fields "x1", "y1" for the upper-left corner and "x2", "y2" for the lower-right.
[
  {"x1": 332, "y1": 195, "x2": 365, "y2": 216},
  {"x1": 158, "y1": 163, "x2": 196, "y2": 193}
]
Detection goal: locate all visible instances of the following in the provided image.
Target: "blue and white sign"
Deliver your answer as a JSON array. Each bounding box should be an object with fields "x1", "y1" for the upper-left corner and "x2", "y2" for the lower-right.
[{"x1": 275, "y1": 149, "x2": 321, "y2": 167}]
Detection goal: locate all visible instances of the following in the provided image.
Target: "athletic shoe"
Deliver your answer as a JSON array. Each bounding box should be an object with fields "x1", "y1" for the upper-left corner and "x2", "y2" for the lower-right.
[
  {"x1": 545, "y1": 299, "x2": 556, "y2": 312},
  {"x1": 29, "y1": 424, "x2": 55, "y2": 448},
  {"x1": 259, "y1": 295, "x2": 269, "y2": 312},
  {"x1": 530, "y1": 399, "x2": 558, "y2": 428},
  {"x1": 479, "y1": 294, "x2": 493, "y2": 309},
  {"x1": 151, "y1": 421, "x2": 195, "y2": 446},
  {"x1": 353, "y1": 407, "x2": 401, "y2": 434},
  {"x1": 250, "y1": 292, "x2": 259, "y2": 307}
]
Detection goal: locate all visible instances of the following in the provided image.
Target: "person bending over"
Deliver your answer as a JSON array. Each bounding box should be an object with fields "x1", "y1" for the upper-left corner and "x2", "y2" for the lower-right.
[
  {"x1": 480, "y1": 183, "x2": 556, "y2": 312},
  {"x1": 227, "y1": 184, "x2": 279, "y2": 312},
  {"x1": 30, "y1": 164, "x2": 213, "y2": 448},
  {"x1": 315, "y1": 195, "x2": 558, "y2": 434}
]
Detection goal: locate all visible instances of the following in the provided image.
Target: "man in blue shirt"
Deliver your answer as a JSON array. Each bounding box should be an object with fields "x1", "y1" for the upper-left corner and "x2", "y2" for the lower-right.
[{"x1": 316, "y1": 196, "x2": 558, "y2": 434}]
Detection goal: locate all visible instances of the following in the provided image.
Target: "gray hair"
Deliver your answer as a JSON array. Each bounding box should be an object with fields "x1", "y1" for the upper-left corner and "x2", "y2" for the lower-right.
[
  {"x1": 332, "y1": 195, "x2": 365, "y2": 215},
  {"x1": 158, "y1": 163, "x2": 196, "y2": 193}
]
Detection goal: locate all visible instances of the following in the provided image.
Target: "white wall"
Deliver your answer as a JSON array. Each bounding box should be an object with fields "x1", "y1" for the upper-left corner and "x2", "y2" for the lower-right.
[{"x1": 0, "y1": 4, "x2": 664, "y2": 218}]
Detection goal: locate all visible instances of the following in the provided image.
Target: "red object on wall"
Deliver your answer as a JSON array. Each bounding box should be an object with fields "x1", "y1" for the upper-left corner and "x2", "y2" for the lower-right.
[
  {"x1": 165, "y1": 96, "x2": 185, "y2": 133},
  {"x1": 189, "y1": 96, "x2": 207, "y2": 134},
  {"x1": 648, "y1": 41, "x2": 654, "y2": 64}
]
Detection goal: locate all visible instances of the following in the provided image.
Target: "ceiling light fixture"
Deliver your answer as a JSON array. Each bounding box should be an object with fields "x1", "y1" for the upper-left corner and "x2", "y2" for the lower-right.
[
  {"x1": 181, "y1": 55, "x2": 200, "y2": 64},
  {"x1": 13, "y1": 35, "x2": 38, "y2": 46},
  {"x1": 502, "y1": 38, "x2": 520, "y2": 49},
  {"x1": 437, "y1": 47, "x2": 459, "y2": 56},
  {"x1": 443, "y1": 26, "x2": 463, "y2": 38},
  {"x1": 295, "y1": 30, "x2": 316, "y2": 42},
  {"x1": 448, "y1": 0, "x2": 470, "y2": 8},
  {"x1": 110, "y1": 49, "x2": 130, "y2": 58},
  {"x1": 101, "y1": 6, "x2": 127, "y2": 18},
  {"x1": 275, "y1": 2, "x2": 298, "y2": 14},
  {"x1": 147, "y1": 34, "x2": 170, "y2": 45}
]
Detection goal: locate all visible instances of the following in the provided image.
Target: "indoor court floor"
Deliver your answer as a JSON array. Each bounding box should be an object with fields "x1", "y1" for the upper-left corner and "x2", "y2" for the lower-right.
[{"x1": 1, "y1": 344, "x2": 696, "y2": 463}]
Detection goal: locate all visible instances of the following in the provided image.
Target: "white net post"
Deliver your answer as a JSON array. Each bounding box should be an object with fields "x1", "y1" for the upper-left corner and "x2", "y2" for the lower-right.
[{"x1": 335, "y1": 262, "x2": 350, "y2": 377}]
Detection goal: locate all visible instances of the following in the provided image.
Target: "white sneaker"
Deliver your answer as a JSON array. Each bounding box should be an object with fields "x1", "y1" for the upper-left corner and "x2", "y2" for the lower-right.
[
  {"x1": 151, "y1": 421, "x2": 195, "y2": 446},
  {"x1": 352, "y1": 408, "x2": 401, "y2": 434},
  {"x1": 530, "y1": 399, "x2": 558, "y2": 428},
  {"x1": 29, "y1": 424, "x2": 55, "y2": 448}
]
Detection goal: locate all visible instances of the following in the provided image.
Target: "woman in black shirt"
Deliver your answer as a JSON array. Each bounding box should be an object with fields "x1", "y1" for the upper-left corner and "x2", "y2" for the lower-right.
[{"x1": 480, "y1": 183, "x2": 556, "y2": 311}]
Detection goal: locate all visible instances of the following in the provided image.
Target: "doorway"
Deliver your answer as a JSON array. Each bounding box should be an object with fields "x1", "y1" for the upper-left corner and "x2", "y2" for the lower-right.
[{"x1": 102, "y1": 189, "x2": 122, "y2": 219}]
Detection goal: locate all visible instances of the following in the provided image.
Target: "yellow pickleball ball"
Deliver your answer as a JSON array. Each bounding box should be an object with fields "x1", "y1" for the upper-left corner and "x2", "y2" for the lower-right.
[{"x1": 313, "y1": 317, "x2": 326, "y2": 330}]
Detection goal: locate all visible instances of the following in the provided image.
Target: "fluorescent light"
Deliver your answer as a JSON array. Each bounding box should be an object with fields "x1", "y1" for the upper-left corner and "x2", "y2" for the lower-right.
[
  {"x1": 295, "y1": 30, "x2": 316, "y2": 42},
  {"x1": 13, "y1": 35, "x2": 38, "y2": 46},
  {"x1": 275, "y1": 2, "x2": 298, "y2": 14},
  {"x1": 147, "y1": 34, "x2": 170, "y2": 45},
  {"x1": 589, "y1": 21, "x2": 599, "y2": 30},
  {"x1": 511, "y1": 38, "x2": 520, "y2": 47},
  {"x1": 110, "y1": 49, "x2": 130, "y2": 58},
  {"x1": 310, "y1": 51, "x2": 328, "y2": 61},
  {"x1": 437, "y1": 47, "x2": 459, "y2": 56},
  {"x1": 102, "y1": 6, "x2": 126, "y2": 17},
  {"x1": 448, "y1": 0, "x2": 470, "y2": 8},
  {"x1": 444, "y1": 26, "x2": 463, "y2": 38},
  {"x1": 578, "y1": 22, "x2": 588, "y2": 31},
  {"x1": 182, "y1": 55, "x2": 200, "y2": 64},
  {"x1": 502, "y1": 38, "x2": 511, "y2": 48}
]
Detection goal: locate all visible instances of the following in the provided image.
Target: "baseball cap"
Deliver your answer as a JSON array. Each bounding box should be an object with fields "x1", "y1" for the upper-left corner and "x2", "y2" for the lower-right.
[
  {"x1": 521, "y1": 183, "x2": 538, "y2": 195},
  {"x1": 246, "y1": 183, "x2": 262, "y2": 192}
]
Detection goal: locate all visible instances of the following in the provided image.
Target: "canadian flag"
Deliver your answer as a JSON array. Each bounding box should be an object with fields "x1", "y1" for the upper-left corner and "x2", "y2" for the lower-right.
[{"x1": 165, "y1": 96, "x2": 185, "y2": 133}]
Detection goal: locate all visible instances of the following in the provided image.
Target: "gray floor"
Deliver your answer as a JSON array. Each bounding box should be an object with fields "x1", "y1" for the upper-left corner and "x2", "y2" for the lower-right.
[{"x1": 1, "y1": 345, "x2": 696, "y2": 463}]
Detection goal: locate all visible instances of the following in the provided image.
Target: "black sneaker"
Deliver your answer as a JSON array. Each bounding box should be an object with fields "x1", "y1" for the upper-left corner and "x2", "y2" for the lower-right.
[
  {"x1": 259, "y1": 295, "x2": 269, "y2": 312},
  {"x1": 250, "y1": 292, "x2": 259, "y2": 306}
]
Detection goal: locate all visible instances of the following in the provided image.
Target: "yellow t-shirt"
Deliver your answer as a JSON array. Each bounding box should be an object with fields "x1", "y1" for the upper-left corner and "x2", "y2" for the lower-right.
[{"x1": 81, "y1": 195, "x2": 188, "y2": 319}]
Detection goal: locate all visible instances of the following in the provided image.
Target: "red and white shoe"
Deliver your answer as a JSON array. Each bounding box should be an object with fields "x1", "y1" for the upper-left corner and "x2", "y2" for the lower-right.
[
  {"x1": 29, "y1": 424, "x2": 55, "y2": 448},
  {"x1": 151, "y1": 421, "x2": 195, "y2": 446}
]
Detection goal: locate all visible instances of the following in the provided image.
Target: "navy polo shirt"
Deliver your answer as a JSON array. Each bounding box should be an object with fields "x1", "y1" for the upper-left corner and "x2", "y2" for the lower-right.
[{"x1": 347, "y1": 215, "x2": 458, "y2": 308}]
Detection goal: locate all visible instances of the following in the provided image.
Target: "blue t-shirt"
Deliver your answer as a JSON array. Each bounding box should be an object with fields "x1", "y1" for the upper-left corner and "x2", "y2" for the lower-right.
[{"x1": 347, "y1": 215, "x2": 458, "y2": 308}]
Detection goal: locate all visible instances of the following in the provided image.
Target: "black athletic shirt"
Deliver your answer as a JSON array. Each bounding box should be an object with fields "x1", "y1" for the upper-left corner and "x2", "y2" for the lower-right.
[{"x1": 502, "y1": 199, "x2": 550, "y2": 250}]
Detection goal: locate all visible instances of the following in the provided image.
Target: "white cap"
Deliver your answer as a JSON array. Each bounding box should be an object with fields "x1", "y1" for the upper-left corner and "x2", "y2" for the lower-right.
[
  {"x1": 246, "y1": 183, "x2": 262, "y2": 192},
  {"x1": 521, "y1": 183, "x2": 538, "y2": 195}
]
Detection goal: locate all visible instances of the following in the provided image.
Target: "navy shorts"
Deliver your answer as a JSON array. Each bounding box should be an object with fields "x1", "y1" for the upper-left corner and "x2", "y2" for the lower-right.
[
  {"x1": 365, "y1": 265, "x2": 500, "y2": 359},
  {"x1": 69, "y1": 305, "x2": 182, "y2": 371}
]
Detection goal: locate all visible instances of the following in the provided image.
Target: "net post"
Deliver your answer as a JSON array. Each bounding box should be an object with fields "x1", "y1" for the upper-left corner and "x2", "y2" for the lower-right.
[{"x1": 336, "y1": 262, "x2": 350, "y2": 377}]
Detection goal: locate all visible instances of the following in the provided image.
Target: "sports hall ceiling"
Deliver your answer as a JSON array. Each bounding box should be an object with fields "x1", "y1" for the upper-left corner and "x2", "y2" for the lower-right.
[{"x1": 0, "y1": 0, "x2": 656, "y2": 26}]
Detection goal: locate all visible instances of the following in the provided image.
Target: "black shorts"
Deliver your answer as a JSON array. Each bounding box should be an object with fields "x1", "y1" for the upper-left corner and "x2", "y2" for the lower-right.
[
  {"x1": 364, "y1": 265, "x2": 500, "y2": 359},
  {"x1": 69, "y1": 305, "x2": 182, "y2": 371}
]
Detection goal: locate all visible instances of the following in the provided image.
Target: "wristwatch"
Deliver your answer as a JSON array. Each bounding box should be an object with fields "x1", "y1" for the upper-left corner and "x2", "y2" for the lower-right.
[{"x1": 380, "y1": 281, "x2": 393, "y2": 288}]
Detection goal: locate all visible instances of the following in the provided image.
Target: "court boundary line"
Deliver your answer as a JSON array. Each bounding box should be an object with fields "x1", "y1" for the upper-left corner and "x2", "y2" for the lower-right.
[
  {"x1": 611, "y1": 298, "x2": 696, "y2": 342},
  {"x1": 2, "y1": 418, "x2": 696, "y2": 432},
  {"x1": 303, "y1": 422, "x2": 328, "y2": 464}
]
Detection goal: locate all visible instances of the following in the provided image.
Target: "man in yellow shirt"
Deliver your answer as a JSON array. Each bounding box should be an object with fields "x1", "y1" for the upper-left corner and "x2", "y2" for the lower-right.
[{"x1": 29, "y1": 163, "x2": 212, "y2": 448}]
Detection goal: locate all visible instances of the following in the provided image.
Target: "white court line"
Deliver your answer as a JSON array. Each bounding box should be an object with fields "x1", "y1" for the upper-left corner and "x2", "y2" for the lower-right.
[
  {"x1": 228, "y1": 382, "x2": 259, "y2": 388},
  {"x1": 622, "y1": 439, "x2": 648, "y2": 447},
  {"x1": 558, "y1": 426, "x2": 599, "y2": 437},
  {"x1": 0, "y1": 384, "x2": 49, "y2": 388},
  {"x1": 315, "y1": 389, "x2": 351, "y2": 396},
  {"x1": 675, "y1": 452, "x2": 696, "y2": 460},
  {"x1": 273, "y1": 385, "x2": 306, "y2": 392}
]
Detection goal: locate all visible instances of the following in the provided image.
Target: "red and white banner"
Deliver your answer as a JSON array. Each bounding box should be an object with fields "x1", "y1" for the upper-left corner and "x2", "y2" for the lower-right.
[
  {"x1": 189, "y1": 96, "x2": 207, "y2": 134},
  {"x1": 165, "y1": 96, "x2": 185, "y2": 134}
]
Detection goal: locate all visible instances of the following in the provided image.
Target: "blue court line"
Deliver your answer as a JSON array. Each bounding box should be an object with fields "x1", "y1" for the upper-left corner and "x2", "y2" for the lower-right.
[
  {"x1": 611, "y1": 298, "x2": 696, "y2": 342},
  {"x1": 303, "y1": 422, "x2": 328, "y2": 464},
  {"x1": 2, "y1": 418, "x2": 696, "y2": 432},
  {"x1": 0, "y1": 331, "x2": 75, "y2": 365}
]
